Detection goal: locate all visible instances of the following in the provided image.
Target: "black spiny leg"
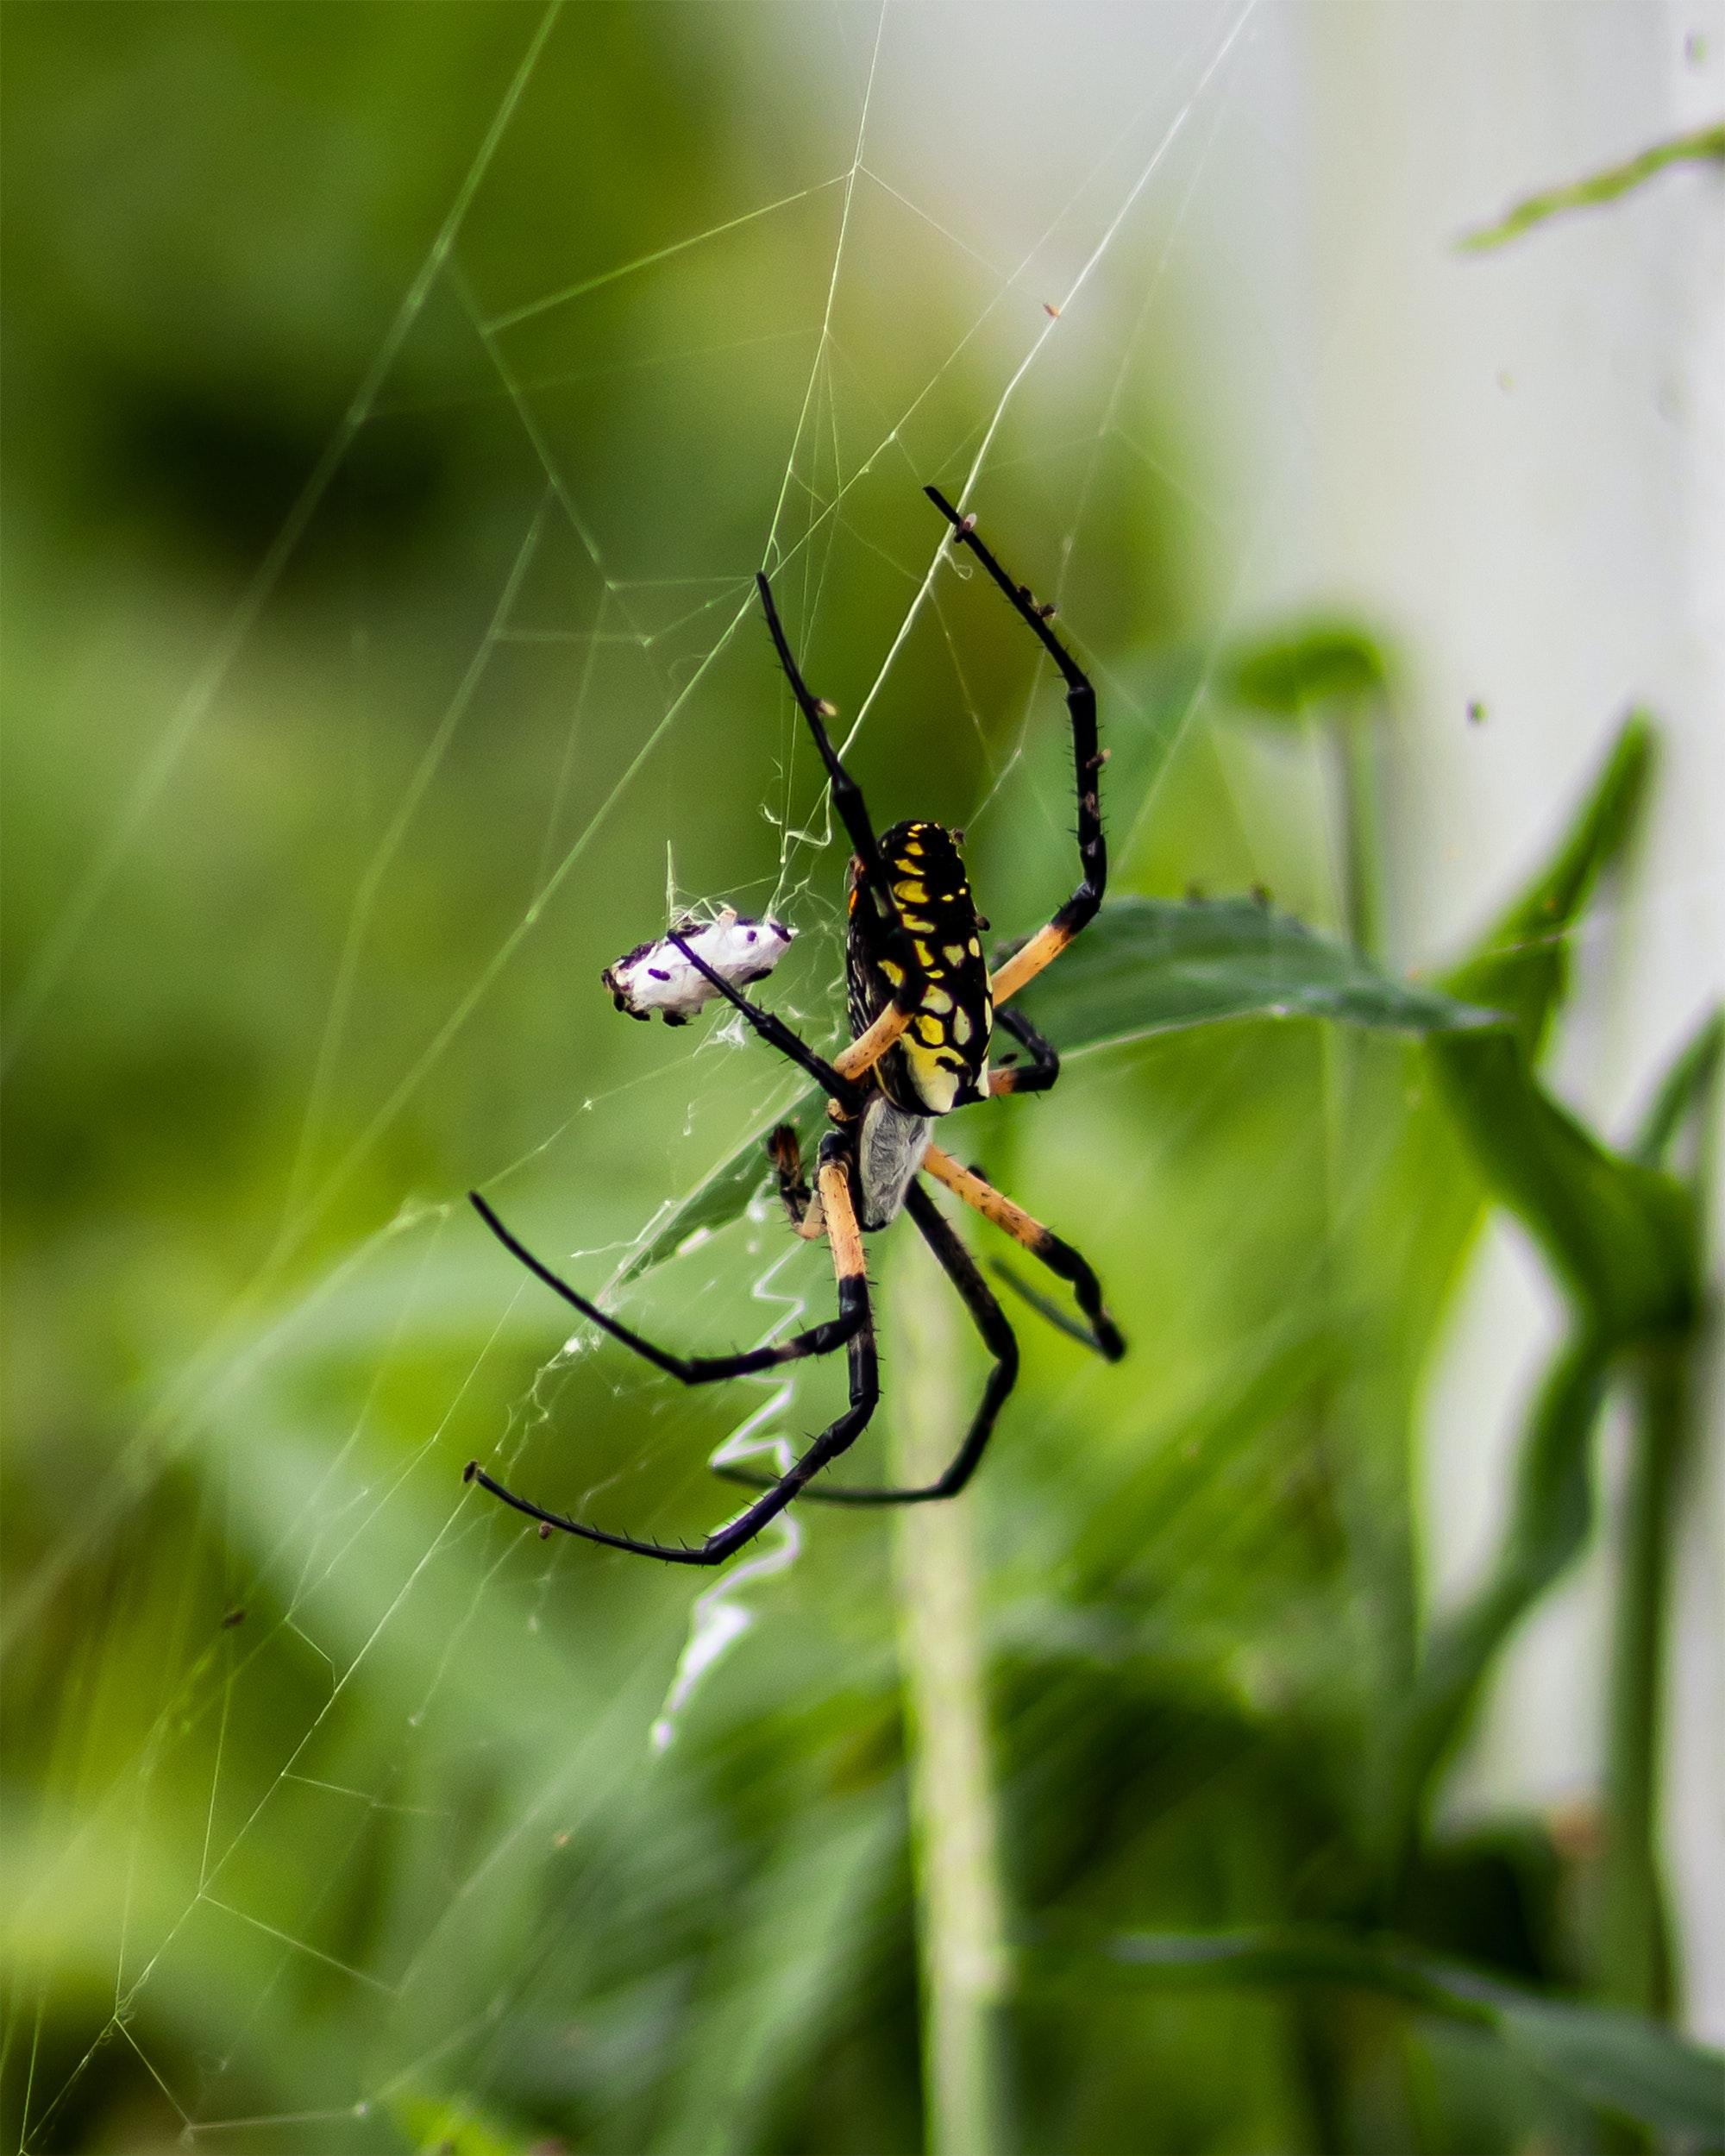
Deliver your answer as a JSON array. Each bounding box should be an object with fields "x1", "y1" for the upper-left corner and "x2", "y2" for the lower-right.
[
  {"x1": 468, "y1": 1189, "x2": 862, "y2": 1383},
  {"x1": 756, "y1": 572, "x2": 925, "y2": 1017},
  {"x1": 925, "y1": 487, "x2": 1106, "y2": 1004},
  {"x1": 988, "y1": 1004, "x2": 1061, "y2": 1098},
  {"x1": 666, "y1": 933, "x2": 864, "y2": 1112},
  {"x1": 715, "y1": 1178, "x2": 1019, "y2": 1505},
  {"x1": 768, "y1": 1122, "x2": 815, "y2": 1230},
  {"x1": 466, "y1": 1133, "x2": 880, "y2": 1565},
  {"x1": 923, "y1": 1141, "x2": 1125, "y2": 1361}
]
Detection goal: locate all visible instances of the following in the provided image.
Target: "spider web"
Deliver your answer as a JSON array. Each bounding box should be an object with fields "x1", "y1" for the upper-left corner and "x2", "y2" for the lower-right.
[{"x1": 5, "y1": 3, "x2": 1722, "y2": 2148}]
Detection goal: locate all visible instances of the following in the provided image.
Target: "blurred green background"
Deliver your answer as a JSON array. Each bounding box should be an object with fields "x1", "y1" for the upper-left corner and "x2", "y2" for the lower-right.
[{"x1": 3, "y1": 6, "x2": 1721, "y2": 2153}]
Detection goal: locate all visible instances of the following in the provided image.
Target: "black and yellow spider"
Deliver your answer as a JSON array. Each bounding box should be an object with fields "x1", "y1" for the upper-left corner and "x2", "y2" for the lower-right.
[{"x1": 465, "y1": 487, "x2": 1124, "y2": 1565}]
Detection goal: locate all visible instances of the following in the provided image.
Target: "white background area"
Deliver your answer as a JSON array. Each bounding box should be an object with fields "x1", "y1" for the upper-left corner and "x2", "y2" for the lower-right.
[{"x1": 807, "y1": 0, "x2": 1725, "y2": 2037}]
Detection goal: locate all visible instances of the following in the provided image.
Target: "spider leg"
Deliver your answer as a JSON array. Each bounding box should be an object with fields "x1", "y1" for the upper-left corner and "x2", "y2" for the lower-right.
[
  {"x1": 987, "y1": 1004, "x2": 1060, "y2": 1098},
  {"x1": 922, "y1": 1141, "x2": 1125, "y2": 1361},
  {"x1": 755, "y1": 571, "x2": 925, "y2": 1023},
  {"x1": 666, "y1": 933, "x2": 863, "y2": 1109},
  {"x1": 755, "y1": 570, "x2": 888, "y2": 873},
  {"x1": 767, "y1": 1122, "x2": 817, "y2": 1232},
  {"x1": 715, "y1": 1175, "x2": 1019, "y2": 1505},
  {"x1": 831, "y1": 997, "x2": 914, "y2": 1084},
  {"x1": 925, "y1": 487, "x2": 1106, "y2": 1007},
  {"x1": 465, "y1": 1136, "x2": 879, "y2": 1566},
  {"x1": 470, "y1": 1189, "x2": 862, "y2": 1382}
]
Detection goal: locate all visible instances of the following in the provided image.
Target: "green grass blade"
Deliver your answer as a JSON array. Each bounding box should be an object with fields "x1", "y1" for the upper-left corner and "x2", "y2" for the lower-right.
[
  {"x1": 618, "y1": 1088, "x2": 829, "y2": 1285},
  {"x1": 1427, "y1": 1030, "x2": 1695, "y2": 1338},
  {"x1": 1408, "y1": 1021, "x2": 1697, "y2": 1831},
  {"x1": 1600, "y1": 1337, "x2": 1690, "y2": 2021},
  {"x1": 1390, "y1": 1333, "x2": 1611, "y2": 1825},
  {"x1": 1446, "y1": 713, "x2": 1653, "y2": 1057},
  {"x1": 1633, "y1": 1005, "x2": 1724, "y2": 1172},
  {"x1": 891, "y1": 1233, "x2": 1013, "y2": 2156},
  {"x1": 1459, "y1": 123, "x2": 1725, "y2": 252},
  {"x1": 1092, "y1": 1928, "x2": 1725, "y2": 2142}
]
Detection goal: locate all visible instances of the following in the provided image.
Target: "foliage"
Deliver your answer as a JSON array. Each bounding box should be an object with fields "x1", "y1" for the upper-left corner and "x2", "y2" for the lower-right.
[
  {"x1": 3, "y1": 14, "x2": 1718, "y2": 2156},
  {"x1": 1090, "y1": 1932, "x2": 1725, "y2": 2144},
  {"x1": 1459, "y1": 122, "x2": 1725, "y2": 251},
  {"x1": 1222, "y1": 625, "x2": 1389, "y2": 717}
]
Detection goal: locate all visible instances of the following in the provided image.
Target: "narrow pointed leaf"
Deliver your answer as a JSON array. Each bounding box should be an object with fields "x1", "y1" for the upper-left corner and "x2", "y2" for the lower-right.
[
  {"x1": 1459, "y1": 122, "x2": 1725, "y2": 252},
  {"x1": 1427, "y1": 1029, "x2": 1695, "y2": 1336},
  {"x1": 1392, "y1": 1333, "x2": 1611, "y2": 1813},
  {"x1": 1018, "y1": 896, "x2": 1494, "y2": 1049},
  {"x1": 1400, "y1": 727, "x2": 1699, "y2": 1831},
  {"x1": 618, "y1": 1087, "x2": 828, "y2": 1285},
  {"x1": 1447, "y1": 713, "x2": 1653, "y2": 1057},
  {"x1": 1095, "y1": 1928, "x2": 1725, "y2": 2143},
  {"x1": 1634, "y1": 1005, "x2": 1723, "y2": 1173}
]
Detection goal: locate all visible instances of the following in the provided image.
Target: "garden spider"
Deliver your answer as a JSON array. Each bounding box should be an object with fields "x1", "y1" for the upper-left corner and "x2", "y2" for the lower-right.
[{"x1": 465, "y1": 487, "x2": 1125, "y2": 1566}]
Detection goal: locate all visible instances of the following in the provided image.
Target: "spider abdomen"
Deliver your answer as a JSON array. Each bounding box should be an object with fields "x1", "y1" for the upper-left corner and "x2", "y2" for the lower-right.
[{"x1": 846, "y1": 820, "x2": 992, "y2": 1116}]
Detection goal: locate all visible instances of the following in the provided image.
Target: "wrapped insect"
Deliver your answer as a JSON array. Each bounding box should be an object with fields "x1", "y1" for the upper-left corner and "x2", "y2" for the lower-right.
[{"x1": 601, "y1": 908, "x2": 795, "y2": 1026}]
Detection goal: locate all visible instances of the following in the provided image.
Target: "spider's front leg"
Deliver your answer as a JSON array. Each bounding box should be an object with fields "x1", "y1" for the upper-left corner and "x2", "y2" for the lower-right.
[
  {"x1": 665, "y1": 932, "x2": 864, "y2": 1109},
  {"x1": 925, "y1": 487, "x2": 1106, "y2": 1007},
  {"x1": 756, "y1": 570, "x2": 925, "y2": 1067},
  {"x1": 465, "y1": 1132, "x2": 880, "y2": 1566}
]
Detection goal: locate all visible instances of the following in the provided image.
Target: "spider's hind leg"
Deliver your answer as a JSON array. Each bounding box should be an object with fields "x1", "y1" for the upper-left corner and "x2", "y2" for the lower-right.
[
  {"x1": 715, "y1": 1177, "x2": 1019, "y2": 1505},
  {"x1": 467, "y1": 1189, "x2": 859, "y2": 1385},
  {"x1": 922, "y1": 1141, "x2": 1125, "y2": 1361},
  {"x1": 467, "y1": 1130, "x2": 880, "y2": 1565},
  {"x1": 768, "y1": 1122, "x2": 825, "y2": 1240}
]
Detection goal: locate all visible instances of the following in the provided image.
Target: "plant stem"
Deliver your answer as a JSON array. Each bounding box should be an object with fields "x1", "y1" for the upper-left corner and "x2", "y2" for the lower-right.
[
  {"x1": 1334, "y1": 699, "x2": 1384, "y2": 958},
  {"x1": 889, "y1": 1228, "x2": 1013, "y2": 2156},
  {"x1": 1459, "y1": 121, "x2": 1725, "y2": 252},
  {"x1": 1599, "y1": 1335, "x2": 1686, "y2": 2017}
]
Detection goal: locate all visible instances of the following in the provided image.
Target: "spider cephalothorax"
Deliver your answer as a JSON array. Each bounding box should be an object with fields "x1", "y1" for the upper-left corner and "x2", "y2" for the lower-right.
[{"x1": 466, "y1": 487, "x2": 1124, "y2": 1568}]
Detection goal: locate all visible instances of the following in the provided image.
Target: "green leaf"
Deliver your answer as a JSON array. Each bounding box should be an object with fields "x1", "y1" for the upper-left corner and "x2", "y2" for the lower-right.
[
  {"x1": 1396, "y1": 723, "x2": 1697, "y2": 1839},
  {"x1": 1634, "y1": 1005, "x2": 1724, "y2": 1173},
  {"x1": 1447, "y1": 713, "x2": 1653, "y2": 1057},
  {"x1": 1223, "y1": 622, "x2": 1388, "y2": 716},
  {"x1": 1460, "y1": 122, "x2": 1725, "y2": 252},
  {"x1": 1427, "y1": 1029, "x2": 1695, "y2": 1337},
  {"x1": 1094, "y1": 1928, "x2": 1725, "y2": 2144},
  {"x1": 1392, "y1": 1333, "x2": 1611, "y2": 1816},
  {"x1": 1019, "y1": 896, "x2": 1494, "y2": 1050},
  {"x1": 621, "y1": 898, "x2": 1491, "y2": 1283},
  {"x1": 618, "y1": 1085, "x2": 828, "y2": 1285}
]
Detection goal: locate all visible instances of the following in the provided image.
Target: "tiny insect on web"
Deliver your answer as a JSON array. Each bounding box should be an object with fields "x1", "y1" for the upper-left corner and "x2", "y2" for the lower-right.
[{"x1": 464, "y1": 488, "x2": 1126, "y2": 1566}]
